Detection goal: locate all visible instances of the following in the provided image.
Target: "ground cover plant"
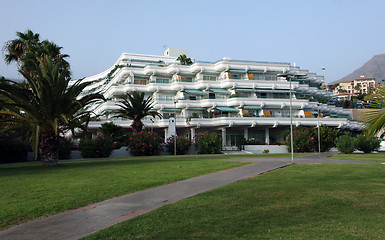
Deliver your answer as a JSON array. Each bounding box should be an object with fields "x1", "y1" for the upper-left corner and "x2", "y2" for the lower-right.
[
  {"x1": 329, "y1": 152, "x2": 385, "y2": 163},
  {"x1": 84, "y1": 164, "x2": 385, "y2": 240},
  {"x1": 0, "y1": 159, "x2": 247, "y2": 230}
]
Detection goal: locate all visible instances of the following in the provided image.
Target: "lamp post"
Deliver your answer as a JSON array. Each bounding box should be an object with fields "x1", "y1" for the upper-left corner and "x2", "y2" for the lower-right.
[
  {"x1": 317, "y1": 104, "x2": 321, "y2": 154},
  {"x1": 174, "y1": 99, "x2": 177, "y2": 156},
  {"x1": 150, "y1": 118, "x2": 154, "y2": 133},
  {"x1": 278, "y1": 70, "x2": 307, "y2": 161}
]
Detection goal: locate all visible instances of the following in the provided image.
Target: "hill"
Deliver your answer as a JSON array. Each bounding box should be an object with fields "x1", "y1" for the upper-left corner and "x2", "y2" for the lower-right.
[{"x1": 335, "y1": 54, "x2": 385, "y2": 84}]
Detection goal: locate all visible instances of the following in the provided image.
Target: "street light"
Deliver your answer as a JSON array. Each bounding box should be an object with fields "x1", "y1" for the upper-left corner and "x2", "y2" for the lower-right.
[
  {"x1": 317, "y1": 104, "x2": 321, "y2": 154},
  {"x1": 278, "y1": 70, "x2": 307, "y2": 161},
  {"x1": 174, "y1": 99, "x2": 177, "y2": 156}
]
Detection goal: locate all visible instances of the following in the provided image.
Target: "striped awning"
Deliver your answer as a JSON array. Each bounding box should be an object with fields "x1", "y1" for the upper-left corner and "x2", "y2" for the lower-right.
[
  {"x1": 216, "y1": 106, "x2": 239, "y2": 112},
  {"x1": 209, "y1": 88, "x2": 231, "y2": 95},
  {"x1": 184, "y1": 89, "x2": 207, "y2": 95},
  {"x1": 243, "y1": 105, "x2": 262, "y2": 110}
]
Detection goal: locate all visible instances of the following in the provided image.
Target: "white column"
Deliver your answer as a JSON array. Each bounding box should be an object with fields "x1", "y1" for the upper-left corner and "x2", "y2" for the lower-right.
[
  {"x1": 164, "y1": 128, "x2": 168, "y2": 143},
  {"x1": 244, "y1": 128, "x2": 248, "y2": 140},
  {"x1": 265, "y1": 128, "x2": 270, "y2": 145},
  {"x1": 190, "y1": 128, "x2": 196, "y2": 143},
  {"x1": 222, "y1": 128, "x2": 226, "y2": 149}
]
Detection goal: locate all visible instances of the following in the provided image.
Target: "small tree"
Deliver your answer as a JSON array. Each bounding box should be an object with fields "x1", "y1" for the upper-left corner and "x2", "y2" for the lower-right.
[
  {"x1": 335, "y1": 133, "x2": 355, "y2": 154},
  {"x1": 166, "y1": 135, "x2": 191, "y2": 155},
  {"x1": 99, "y1": 122, "x2": 125, "y2": 145},
  {"x1": 354, "y1": 134, "x2": 381, "y2": 153},
  {"x1": 313, "y1": 126, "x2": 340, "y2": 152},
  {"x1": 177, "y1": 54, "x2": 193, "y2": 65}
]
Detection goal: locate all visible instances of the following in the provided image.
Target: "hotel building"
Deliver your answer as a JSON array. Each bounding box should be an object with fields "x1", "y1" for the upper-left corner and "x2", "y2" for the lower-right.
[{"x1": 79, "y1": 48, "x2": 361, "y2": 149}]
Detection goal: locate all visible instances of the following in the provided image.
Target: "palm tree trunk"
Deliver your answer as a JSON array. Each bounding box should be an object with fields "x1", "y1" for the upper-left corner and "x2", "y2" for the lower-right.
[{"x1": 39, "y1": 133, "x2": 59, "y2": 166}]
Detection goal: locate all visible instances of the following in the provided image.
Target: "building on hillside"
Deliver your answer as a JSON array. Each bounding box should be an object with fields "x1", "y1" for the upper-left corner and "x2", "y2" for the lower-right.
[
  {"x1": 77, "y1": 48, "x2": 361, "y2": 149},
  {"x1": 333, "y1": 75, "x2": 376, "y2": 95}
]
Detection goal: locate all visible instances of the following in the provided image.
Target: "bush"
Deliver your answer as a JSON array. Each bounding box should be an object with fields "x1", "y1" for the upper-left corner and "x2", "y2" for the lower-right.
[
  {"x1": 285, "y1": 127, "x2": 316, "y2": 152},
  {"x1": 59, "y1": 137, "x2": 73, "y2": 159},
  {"x1": 315, "y1": 126, "x2": 340, "y2": 152},
  {"x1": 99, "y1": 122, "x2": 126, "y2": 144},
  {"x1": 79, "y1": 137, "x2": 113, "y2": 158},
  {"x1": 0, "y1": 133, "x2": 28, "y2": 163},
  {"x1": 354, "y1": 135, "x2": 381, "y2": 153},
  {"x1": 335, "y1": 133, "x2": 355, "y2": 154},
  {"x1": 166, "y1": 136, "x2": 191, "y2": 155},
  {"x1": 194, "y1": 132, "x2": 222, "y2": 154},
  {"x1": 127, "y1": 131, "x2": 163, "y2": 156}
]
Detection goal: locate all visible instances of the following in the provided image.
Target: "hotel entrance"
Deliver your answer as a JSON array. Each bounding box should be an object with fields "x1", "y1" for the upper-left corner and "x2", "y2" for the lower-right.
[{"x1": 225, "y1": 130, "x2": 244, "y2": 150}]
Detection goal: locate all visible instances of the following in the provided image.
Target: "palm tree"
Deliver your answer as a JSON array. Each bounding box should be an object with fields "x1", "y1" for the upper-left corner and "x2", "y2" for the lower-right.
[
  {"x1": 0, "y1": 57, "x2": 104, "y2": 166},
  {"x1": 3, "y1": 29, "x2": 69, "y2": 77},
  {"x1": 364, "y1": 85, "x2": 385, "y2": 137},
  {"x1": 115, "y1": 92, "x2": 161, "y2": 132},
  {"x1": 177, "y1": 54, "x2": 193, "y2": 65}
]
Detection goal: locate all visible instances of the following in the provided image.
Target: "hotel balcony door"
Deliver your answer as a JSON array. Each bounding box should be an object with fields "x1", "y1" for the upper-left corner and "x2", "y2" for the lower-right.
[{"x1": 225, "y1": 130, "x2": 243, "y2": 150}]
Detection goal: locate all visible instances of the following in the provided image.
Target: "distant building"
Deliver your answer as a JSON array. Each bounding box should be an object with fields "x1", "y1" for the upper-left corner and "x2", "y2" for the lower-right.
[{"x1": 333, "y1": 75, "x2": 376, "y2": 95}]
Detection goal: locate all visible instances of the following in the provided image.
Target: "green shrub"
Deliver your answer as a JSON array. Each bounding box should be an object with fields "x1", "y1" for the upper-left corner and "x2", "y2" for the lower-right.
[
  {"x1": 59, "y1": 137, "x2": 73, "y2": 159},
  {"x1": 194, "y1": 132, "x2": 222, "y2": 154},
  {"x1": 0, "y1": 133, "x2": 28, "y2": 163},
  {"x1": 285, "y1": 127, "x2": 316, "y2": 152},
  {"x1": 354, "y1": 135, "x2": 381, "y2": 153},
  {"x1": 166, "y1": 136, "x2": 191, "y2": 155},
  {"x1": 315, "y1": 126, "x2": 340, "y2": 152},
  {"x1": 127, "y1": 131, "x2": 162, "y2": 156},
  {"x1": 79, "y1": 137, "x2": 113, "y2": 158},
  {"x1": 335, "y1": 133, "x2": 355, "y2": 154},
  {"x1": 99, "y1": 122, "x2": 126, "y2": 144}
]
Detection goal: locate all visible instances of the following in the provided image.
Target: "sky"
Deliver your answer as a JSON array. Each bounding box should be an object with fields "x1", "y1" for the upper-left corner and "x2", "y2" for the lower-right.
[{"x1": 0, "y1": 0, "x2": 385, "y2": 83}]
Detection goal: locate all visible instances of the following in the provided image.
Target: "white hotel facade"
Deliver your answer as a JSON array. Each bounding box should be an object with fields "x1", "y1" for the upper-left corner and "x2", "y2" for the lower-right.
[{"x1": 80, "y1": 49, "x2": 361, "y2": 149}]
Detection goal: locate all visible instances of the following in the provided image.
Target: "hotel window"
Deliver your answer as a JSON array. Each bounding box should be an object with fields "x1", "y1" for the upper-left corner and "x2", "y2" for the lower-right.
[
  {"x1": 231, "y1": 74, "x2": 242, "y2": 79},
  {"x1": 209, "y1": 93, "x2": 215, "y2": 99},
  {"x1": 156, "y1": 78, "x2": 170, "y2": 84},
  {"x1": 134, "y1": 78, "x2": 148, "y2": 85},
  {"x1": 203, "y1": 75, "x2": 217, "y2": 81}
]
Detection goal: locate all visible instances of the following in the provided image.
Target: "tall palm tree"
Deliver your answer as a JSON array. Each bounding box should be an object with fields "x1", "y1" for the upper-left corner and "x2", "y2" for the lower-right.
[
  {"x1": 364, "y1": 85, "x2": 385, "y2": 137},
  {"x1": 3, "y1": 29, "x2": 69, "y2": 77},
  {"x1": 0, "y1": 57, "x2": 104, "y2": 166},
  {"x1": 115, "y1": 92, "x2": 161, "y2": 132}
]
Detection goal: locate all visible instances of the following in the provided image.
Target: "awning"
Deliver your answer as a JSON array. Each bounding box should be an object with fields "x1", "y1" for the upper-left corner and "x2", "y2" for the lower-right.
[
  {"x1": 184, "y1": 89, "x2": 207, "y2": 96},
  {"x1": 216, "y1": 106, "x2": 239, "y2": 112},
  {"x1": 264, "y1": 105, "x2": 281, "y2": 109},
  {"x1": 235, "y1": 89, "x2": 257, "y2": 92},
  {"x1": 161, "y1": 109, "x2": 182, "y2": 112},
  {"x1": 186, "y1": 108, "x2": 205, "y2": 111},
  {"x1": 229, "y1": 70, "x2": 247, "y2": 74},
  {"x1": 256, "y1": 89, "x2": 295, "y2": 93},
  {"x1": 243, "y1": 105, "x2": 262, "y2": 110},
  {"x1": 209, "y1": 88, "x2": 231, "y2": 95}
]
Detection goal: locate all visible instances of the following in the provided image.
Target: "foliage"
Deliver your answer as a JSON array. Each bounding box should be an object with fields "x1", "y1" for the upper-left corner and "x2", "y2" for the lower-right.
[
  {"x1": 166, "y1": 135, "x2": 191, "y2": 155},
  {"x1": 263, "y1": 149, "x2": 269, "y2": 154},
  {"x1": 194, "y1": 132, "x2": 222, "y2": 154},
  {"x1": 354, "y1": 134, "x2": 381, "y2": 153},
  {"x1": 79, "y1": 137, "x2": 113, "y2": 158},
  {"x1": 99, "y1": 122, "x2": 125, "y2": 146},
  {"x1": 285, "y1": 127, "x2": 316, "y2": 152},
  {"x1": 177, "y1": 54, "x2": 193, "y2": 65},
  {"x1": 126, "y1": 131, "x2": 162, "y2": 156},
  {"x1": 0, "y1": 133, "x2": 28, "y2": 163},
  {"x1": 115, "y1": 92, "x2": 161, "y2": 132},
  {"x1": 335, "y1": 132, "x2": 355, "y2": 154},
  {"x1": 316, "y1": 126, "x2": 340, "y2": 152},
  {"x1": 0, "y1": 30, "x2": 104, "y2": 166},
  {"x1": 59, "y1": 137, "x2": 73, "y2": 160},
  {"x1": 364, "y1": 85, "x2": 385, "y2": 136}
]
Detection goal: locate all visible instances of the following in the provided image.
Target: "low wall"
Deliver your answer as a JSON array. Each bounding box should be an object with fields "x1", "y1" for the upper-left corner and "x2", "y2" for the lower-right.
[{"x1": 244, "y1": 145, "x2": 288, "y2": 154}]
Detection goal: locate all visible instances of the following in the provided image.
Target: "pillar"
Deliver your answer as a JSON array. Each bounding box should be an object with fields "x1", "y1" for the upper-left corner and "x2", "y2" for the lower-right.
[
  {"x1": 190, "y1": 128, "x2": 196, "y2": 143},
  {"x1": 265, "y1": 128, "x2": 270, "y2": 145},
  {"x1": 222, "y1": 128, "x2": 226, "y2": 149},
  {"x1": 244, "y1": 128, "x2": 248, "y2": 140},
  {"x1": 164, "y1": 128, "x2": 168, "y2": 143}
]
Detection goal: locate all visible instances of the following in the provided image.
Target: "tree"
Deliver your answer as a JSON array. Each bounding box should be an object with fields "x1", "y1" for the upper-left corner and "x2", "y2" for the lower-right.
[
  {"x1": 177, "y1": 54, "x2": 193, "y2": 65},
  {"x1": 115, "y1": 92, "x2": 161, "y2": 132},
  {"x1": 3, "y1": 29, "x2": 69, "y2": 77},
  {"x1": 364, "y1": 85, "x2": 385, "y2": 136}
]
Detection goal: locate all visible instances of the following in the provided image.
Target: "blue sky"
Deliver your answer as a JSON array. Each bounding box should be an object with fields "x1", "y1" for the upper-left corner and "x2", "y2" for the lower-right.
[{"x1": 1, "y1": 0, "x2": 385, "y2": 83}]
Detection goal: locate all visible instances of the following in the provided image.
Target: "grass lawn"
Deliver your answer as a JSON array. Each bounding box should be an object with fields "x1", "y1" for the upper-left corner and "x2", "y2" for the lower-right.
[
  {"x1": 0, "y1": 159, "x2": 247, "y2": 230},
  {"x1": 329, "y1": 152, "x2": 385, "y2": 163},
  {"x1": 84, "y1": 164, "x2": 385, "y2": 240},
  {"x1": 112, "y1": 152, "x2": 314, "y2": 160}
]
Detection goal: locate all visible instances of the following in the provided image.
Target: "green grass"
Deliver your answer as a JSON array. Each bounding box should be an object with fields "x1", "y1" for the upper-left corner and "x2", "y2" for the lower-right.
[
  {"x1": 329, "y1": 152, "x2": 385, "y2": 163},
  {"x1": 0, "y1": 159, "x2": 247, "y2": 230},
  {"x1": 110, "y1": 152, "x2": 314, "y2": 160},
  {"x1": 84, "y1": 164, "x2": 385, "y2": 240}
]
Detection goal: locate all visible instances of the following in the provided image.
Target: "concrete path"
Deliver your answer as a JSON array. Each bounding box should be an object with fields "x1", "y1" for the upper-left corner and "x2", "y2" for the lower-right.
[{"x1": 0, "y1": 153, "x2": 382, "y2": 240}]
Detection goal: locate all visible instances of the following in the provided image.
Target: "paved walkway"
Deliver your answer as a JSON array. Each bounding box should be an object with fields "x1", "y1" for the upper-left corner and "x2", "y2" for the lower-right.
[{"x1": 0, "y1": 153, "x2": 381, "y2": 240}]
